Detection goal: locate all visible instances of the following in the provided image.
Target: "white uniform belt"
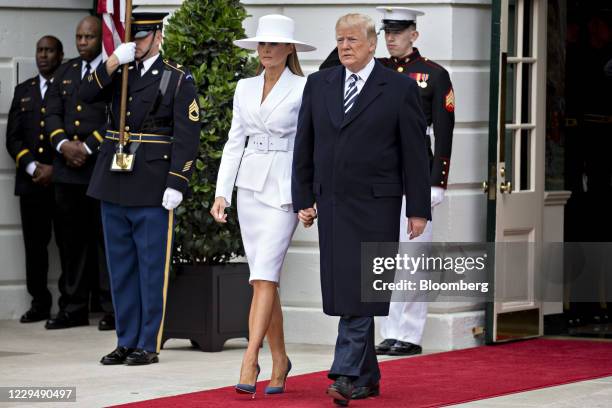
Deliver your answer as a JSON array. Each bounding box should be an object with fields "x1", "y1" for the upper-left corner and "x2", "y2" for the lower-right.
[{"x1": 247, "y1": 135, "x2": 294, "y2": 152}]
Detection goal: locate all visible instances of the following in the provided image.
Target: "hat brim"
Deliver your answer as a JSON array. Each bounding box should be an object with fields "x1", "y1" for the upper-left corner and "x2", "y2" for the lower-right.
[{"x1": 233, "y1": 36, "x2": 316, "y2": 52}]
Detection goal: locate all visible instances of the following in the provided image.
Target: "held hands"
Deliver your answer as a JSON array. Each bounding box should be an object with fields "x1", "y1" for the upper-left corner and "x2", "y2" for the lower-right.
[
  {"x1": 112, "y1": 42, "x2": 136, "y2": 65},
  {"x1": 210, "y1": 197, "x2": 228, "y2": 223},
  {"x1": 298, "y1": 207, "x2": 317, "y2": 228},
  {"x1": 407, "y1": 217, "x2": 427, "y2": 240},
  {"x1": 162, "y1": 188, "x2": 183, "y2": 210},
  {"x1": 32, "y1": 163, "x2": 53, "y2": 187},
  {"x1": 60, "y1": 141, "x2": 87, "y2": 167},
  {"x1": 431, "y1": 187, "x2": 445, "y2": 208}
]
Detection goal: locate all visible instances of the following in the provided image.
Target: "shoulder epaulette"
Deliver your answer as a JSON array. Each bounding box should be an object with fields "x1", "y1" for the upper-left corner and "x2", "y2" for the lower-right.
[
  {"x1": 421, "y1": 57, "x2": 447, "y2": 72},
  {"x1": 163, "y1": 59, "x2": 185, "y2": 75}
]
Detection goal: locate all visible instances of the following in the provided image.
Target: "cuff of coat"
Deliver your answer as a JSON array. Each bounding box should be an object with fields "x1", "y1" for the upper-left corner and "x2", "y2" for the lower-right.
[
  {"x1": 15, "y1": 149, "x2": 35, "y2": 169},
  {"x1": 50, "y1": 128, "x2": 68, "y2": 150},
  {"x1": 166, "y1": 171, "x2": 190, "y2": 194},
  {"x1": 292, "y1": 190, "x2": 316, "y2": 213},
  {"x1": 214, "y1": 186, "x2": 233, "y2": 207},
  {"x1": 431, "y1": 156, "x2": 450, "y2": 188},
  {"x1": 84, "y1": 130, "x2": 104, "y2": 152}
]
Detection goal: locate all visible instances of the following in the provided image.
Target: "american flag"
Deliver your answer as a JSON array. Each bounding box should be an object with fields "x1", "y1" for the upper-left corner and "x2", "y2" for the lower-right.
[{"x1": 98, "y1": 0, "x2": 126, "y2": 60}]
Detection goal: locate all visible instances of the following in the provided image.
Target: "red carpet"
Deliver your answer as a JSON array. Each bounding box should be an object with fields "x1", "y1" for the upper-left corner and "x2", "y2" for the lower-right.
[{"x1": 113, "y1": 339, "x2": 612, "y2": 407}]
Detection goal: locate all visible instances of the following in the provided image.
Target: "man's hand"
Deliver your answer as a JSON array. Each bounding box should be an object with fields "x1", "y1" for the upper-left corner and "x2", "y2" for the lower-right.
[
  {"x1": 106, "y1": 42, "x2": 136, "y2": 75},
  {"x1": 60, "y1": 141, "x2": 87, "y2": 167},
  {"x1": 298, "y1": 207, "x2": 317, "y2": 228},
  {"x1": 407, "y1": 217, "x2": 427, "y2": 240},
  {"x1": 32, "y1": 163, "x2": 53, "y2": 187},
  {"x1": 162, "y1": 188, "x2": 183, "y2": 210},
  {"x1": 210, "y1": 197, "x2": 228, "y2": 223},
  {"x1": 112, "y1": 42, "x2": 136, "y2": 65},
  {"x1": 431, "y1": 187, "x2": 445, "y2": 208}
]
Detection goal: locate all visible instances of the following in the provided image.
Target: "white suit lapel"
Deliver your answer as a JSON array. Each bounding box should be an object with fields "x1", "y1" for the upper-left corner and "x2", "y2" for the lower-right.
[{"x1": 259, "y1": 67, "x2": 294, "y2": 124}]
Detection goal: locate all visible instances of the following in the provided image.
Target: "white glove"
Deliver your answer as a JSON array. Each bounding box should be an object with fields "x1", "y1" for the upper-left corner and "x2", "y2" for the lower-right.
[
  {"x1": 112, "y1": 42, "x2": 136, "y2": 65},
  {"x1": 431, "y1": 187, "x2": 445, "y2": 208},
  {"x1": 162, "y1": 188, "x2": 183, "y2": 210}
]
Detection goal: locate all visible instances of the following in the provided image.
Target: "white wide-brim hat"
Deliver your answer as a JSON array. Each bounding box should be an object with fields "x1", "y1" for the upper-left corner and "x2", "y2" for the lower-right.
[{"x1": 234, "y1": 14, "x2": 316, "y2": 52}]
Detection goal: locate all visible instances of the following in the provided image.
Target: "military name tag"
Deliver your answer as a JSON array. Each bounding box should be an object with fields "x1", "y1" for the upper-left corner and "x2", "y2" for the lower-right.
[{"x1": 111, "y1": 152, "x2": 135, "y2": 172}]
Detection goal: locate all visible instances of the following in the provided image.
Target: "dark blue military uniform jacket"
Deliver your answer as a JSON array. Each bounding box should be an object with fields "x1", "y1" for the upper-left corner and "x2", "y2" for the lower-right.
[
  {"x1": 6, "y1": 76, "x2": 55, "y2": 195},
  {"x1": 45, "y1": 57, "x2": 107, "y2": 185},
  {"x1": 79, "y1": 55, "x2": 200, "y2": 207}
]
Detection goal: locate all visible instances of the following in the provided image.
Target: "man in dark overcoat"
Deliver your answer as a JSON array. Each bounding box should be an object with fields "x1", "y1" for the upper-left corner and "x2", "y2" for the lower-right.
[{"x1": 292, "y1": 13, "x2": 431, "y2": 406}]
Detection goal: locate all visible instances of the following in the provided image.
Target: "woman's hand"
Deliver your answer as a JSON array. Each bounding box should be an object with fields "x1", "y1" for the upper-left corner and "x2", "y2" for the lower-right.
[
  {"x1": 210, "y1": 197, "x2": 228, "y2": 223},
  {"x1": 298, "y1": 207, "x2": 317, "y2": 228}
]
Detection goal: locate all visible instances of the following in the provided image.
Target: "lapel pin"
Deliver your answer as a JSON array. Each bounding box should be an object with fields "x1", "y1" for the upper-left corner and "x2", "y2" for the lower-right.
[{"x1": 152, "y1": 70, "x2": 159, "y2": 75}]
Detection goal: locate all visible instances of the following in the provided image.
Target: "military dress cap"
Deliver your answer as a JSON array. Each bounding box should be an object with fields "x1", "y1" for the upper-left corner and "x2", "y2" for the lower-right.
[
  {"x1": 131, "y1": 12, "x2": 168, "y2": 39},
  {"x1": 376, "y1": 7, "x2": 425, "y2": 32}
]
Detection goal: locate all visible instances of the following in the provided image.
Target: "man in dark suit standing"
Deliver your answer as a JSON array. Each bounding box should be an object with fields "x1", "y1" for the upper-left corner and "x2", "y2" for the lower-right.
[
  {"x1": 292, "y1": 13, "x2": 431, "y2": 406},
  {"x1": 44, "y1": 16, "x2": 114, "y2": 330},
  {"x1": 5, "y1": 36, "x2": 63, "y2": 323}
]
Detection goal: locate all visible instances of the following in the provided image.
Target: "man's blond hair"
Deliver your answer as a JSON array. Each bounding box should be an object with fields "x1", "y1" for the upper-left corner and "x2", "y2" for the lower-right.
[{"x1": 336, "y1": 13, "x2": 377, "y2": 45}]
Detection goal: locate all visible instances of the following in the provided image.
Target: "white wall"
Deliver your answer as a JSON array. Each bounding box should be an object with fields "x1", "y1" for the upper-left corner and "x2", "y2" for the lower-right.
[{"x1": 0, "y1": 1, "x2": 92, "y2": 319}]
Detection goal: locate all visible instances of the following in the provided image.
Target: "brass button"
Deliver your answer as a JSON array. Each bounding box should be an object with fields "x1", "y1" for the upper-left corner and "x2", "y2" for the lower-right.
[
  {"x1": 441, "y1": 181, "x2": 445, "y2": 185},
  {"x1": 163, "y1": 155, "x2": 169, "y2": 160},
  {"x1": 41, "y1": 107, "x2": 46, "y2": 114},
  {"x1": 63, "y1": 90, "x2": 67, "y2": 95},
  {"x1": 76, "y1": 105, "x2": 82, "y2": 112},
  {"x1": 443, "y1": 161, "x2": 448, "y2": 165},
  {"x1": 442, "y1": 171, "x2": 446, "y2": 175},
  {"x1": 40, "y1": 120, "x2": 45, "y2": 127},
  {"x1": 74, "y1": 120, "x2": 80, "y2": 126},
  {"x1": 129, "y1": 96, "x2": 133, "y2": 102},
  {"x1": 73, "y1": 135, "x2": 79, "y2": 141},
  {"x1": 125, "y1": 126, "x2": 130, "y2": 131},
  {"x1": 38, "y1": 147, "x2": 44, "y2": 153},
  {"x1": 127, "y1": 111, "x2": 131, "y2": 116},
  {"x1": 39, "y1": 134, "x2": 44, "y2": 141},
  {"x1": 397, "y1": 67, "x2": 404, "y2": 73}
]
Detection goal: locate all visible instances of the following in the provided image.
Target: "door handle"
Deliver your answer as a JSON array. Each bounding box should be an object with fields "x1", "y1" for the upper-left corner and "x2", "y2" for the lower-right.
[{"x1": 500, "y1": 181, "x2": 512, "y2": 194}]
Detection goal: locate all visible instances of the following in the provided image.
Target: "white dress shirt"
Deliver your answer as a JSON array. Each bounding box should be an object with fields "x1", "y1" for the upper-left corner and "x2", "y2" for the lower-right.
[
  {"x1": 344, "y1": 57, "x2": 375, "y2": 96},
  {"x1": 138, "y1": 54, "x2": 160, "y2": 76},
  {"x1": 81, "y1": 54, "x2": 102, "y2": 79}
]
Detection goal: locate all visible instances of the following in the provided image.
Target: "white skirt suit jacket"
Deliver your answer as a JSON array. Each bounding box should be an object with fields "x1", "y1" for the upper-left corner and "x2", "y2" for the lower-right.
[{"x1": 215, "y1": 67, "x2": 305, "y2": 283}]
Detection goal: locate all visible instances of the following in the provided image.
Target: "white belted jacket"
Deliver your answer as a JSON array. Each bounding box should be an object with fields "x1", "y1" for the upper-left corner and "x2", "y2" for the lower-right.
[{"x1": 215, "y1": 67, "x2": 306, "y2": 210}]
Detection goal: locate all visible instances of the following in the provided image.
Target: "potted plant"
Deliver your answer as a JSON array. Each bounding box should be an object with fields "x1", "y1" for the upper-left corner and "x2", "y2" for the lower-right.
[{"x1": 161, "y1": 0, "x2": 257, "y2": 352}]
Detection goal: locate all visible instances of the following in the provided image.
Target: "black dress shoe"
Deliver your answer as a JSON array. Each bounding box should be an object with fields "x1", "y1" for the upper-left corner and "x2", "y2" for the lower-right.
[
  {"x1": 20, "y1": 308, "x2": 50, "y2": 323},
  {"x1": 98, "y1": 314, "x2": 115, "y2": 331},
  {"x1": 388, "y1": 340, "x2": 422, "y2": 356},
  {"x1": 352, "y1": 383, "x2": 380, "y2": 399},
  {"x1": 125, "y1": 349, "x2": 159, "y2": 365},
  {"x1": 44, "y1": 311, "x2": 88, "y2": 330},
  {"x1": 375, "y1": 338, "x2": 397, "y2": 355},
  {"x1": 327, "y1": 376, "x2": 353, "y2": 406},
  {"x1": 100, "y1": 347, "x2": 134, "y2": 365}
]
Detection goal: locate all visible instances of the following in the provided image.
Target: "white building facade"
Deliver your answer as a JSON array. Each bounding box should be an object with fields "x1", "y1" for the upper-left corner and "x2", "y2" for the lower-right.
[{"x1": 0, "y1": 0, "x2": 492, "y2": 350}]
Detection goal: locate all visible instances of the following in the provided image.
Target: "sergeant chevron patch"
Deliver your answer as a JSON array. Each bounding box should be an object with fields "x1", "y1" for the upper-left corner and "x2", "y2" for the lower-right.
[
  {"x1": 445, "y1": 89, "x2": 455, "y2": 112},
  {"x1": 182, "y1": 160, "x2": 193, "y2": 172},
  {"x1": 188, "y1": 99, "x2": 199, "y2": 122}
]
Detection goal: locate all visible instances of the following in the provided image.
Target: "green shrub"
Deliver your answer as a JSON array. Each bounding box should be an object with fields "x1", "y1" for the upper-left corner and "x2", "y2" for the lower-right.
[{"x1": 163, "y1": 0, "x2": 257, "y2": 264}]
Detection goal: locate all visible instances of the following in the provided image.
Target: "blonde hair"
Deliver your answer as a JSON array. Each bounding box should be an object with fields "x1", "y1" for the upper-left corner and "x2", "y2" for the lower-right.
[
  {"x1": 336, "y1": 13, "x2": 378, "y2": 45},
  {"x1": 256, "y1": 44, "x2": 304, "y2": 76}
]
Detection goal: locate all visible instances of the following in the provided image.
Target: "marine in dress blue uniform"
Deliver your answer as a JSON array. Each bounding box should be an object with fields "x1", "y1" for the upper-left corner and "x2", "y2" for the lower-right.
[{"x1": 79, "y1": 12, "x2": 200, "y2": 365}]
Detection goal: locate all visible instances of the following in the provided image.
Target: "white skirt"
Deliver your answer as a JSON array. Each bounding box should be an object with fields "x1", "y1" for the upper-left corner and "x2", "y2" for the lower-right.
[{"x1": 237, "y1": 188, "x2": 298, "y2": 284}]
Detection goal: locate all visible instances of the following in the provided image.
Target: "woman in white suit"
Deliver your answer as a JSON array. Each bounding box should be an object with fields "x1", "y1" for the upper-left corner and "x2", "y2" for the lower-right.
[{"x1": 211, "y1": 15, "x2": 315, "y2": 397}]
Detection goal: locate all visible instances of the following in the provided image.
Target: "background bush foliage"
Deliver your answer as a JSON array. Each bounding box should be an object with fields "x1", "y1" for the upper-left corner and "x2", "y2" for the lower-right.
[{"x1": 163, "y1": 0, "x2": 256, "y2": 264}]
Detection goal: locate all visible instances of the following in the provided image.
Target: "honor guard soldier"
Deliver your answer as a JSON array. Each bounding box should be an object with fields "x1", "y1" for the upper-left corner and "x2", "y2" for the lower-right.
[
  {"x1": 44, "y1": 16, "x2": 114, "y2": 331},
  {"x1": 5, "y1": 36, "x2": 63, "y2": 323},
  {"x1": 320, "y1": 7, "x2": 455, "y2": 362},
  {"x1": 79, "y1": 12, "x2": 200, "y2": 365}
]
